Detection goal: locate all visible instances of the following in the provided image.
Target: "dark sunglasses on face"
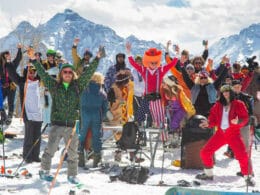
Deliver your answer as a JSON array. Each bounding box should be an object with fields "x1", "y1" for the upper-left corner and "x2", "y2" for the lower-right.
[
  {"x1": 28, "y1": 70, "x2": 36, "y2": 74},
  {"x1": 186, "y1": 67, "x2": 194, "y2": 70},
  {"x1": 200, "y1": 76, "x2": 207, "y2": 80},
  {"x1": 62, "y1": 70, "x2": 73, "y2": 75},
  {"x1": 195, "y1": 61, "x2": 202, "y2": 65}
]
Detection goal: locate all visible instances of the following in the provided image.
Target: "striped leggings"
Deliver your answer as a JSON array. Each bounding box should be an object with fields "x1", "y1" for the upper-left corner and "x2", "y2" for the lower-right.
[{"x1": 149, "y1": 99, "x2": 165, "y2": 128}]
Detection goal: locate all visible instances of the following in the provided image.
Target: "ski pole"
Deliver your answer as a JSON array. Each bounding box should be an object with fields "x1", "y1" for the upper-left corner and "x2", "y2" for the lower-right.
[
  {"x1": 1, "y1": 113, "x2": 6, "y2": 175},
  {"x1": 246, "y1": 123, "x2": 255, "y2": 192},
  {"x1": 158, "y1": 117, "x2": 168, "y2": 185},
  {"x1": 48, "y1": 120, "x2": 79, "y2": 195},
  {"x1": 13, "y1": 123, "x2": 49, "y2": 176},
  {"x1": 20, "y1": 66, "x2": 29, "y2": 123}
]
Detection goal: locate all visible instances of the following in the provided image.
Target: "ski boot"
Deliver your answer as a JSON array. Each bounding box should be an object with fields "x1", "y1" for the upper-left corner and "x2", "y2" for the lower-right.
[{"x1": 39, "y1": 170, "x2": 54, "y2": 182}]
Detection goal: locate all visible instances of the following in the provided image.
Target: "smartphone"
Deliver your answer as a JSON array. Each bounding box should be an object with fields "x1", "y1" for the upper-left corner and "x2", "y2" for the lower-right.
[
  {"x1": 202, "y1": 40, "x2": 208, "y2": 46},
  {"x1": 172, "y1": 44, "x2": 177, "y2": 50}
]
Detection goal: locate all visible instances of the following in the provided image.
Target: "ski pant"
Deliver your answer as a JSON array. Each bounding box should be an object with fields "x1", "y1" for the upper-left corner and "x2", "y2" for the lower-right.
[
  {"x1": 200, "y1": 127, "x2": 252, "y2": 175},
  {"x1": 149, "y1": 99, "x2": 165, "y2": 128},
  {"x1": 2, "y1": 86, "x2": 16, "y2": 116},
  {"x1": 23, "y1": 120, "x2": 42, "y2": 160},
  {"x1": 133, "y1": 96, "x2": 152, "y2": 126},
  {"x1": 227, "y1": 125, "x2": 251, "y2": 154},
  {"x1": 80, "y1": 112, "x2": 102, "y2": 153},
  {"x1": 41, "y1": 125, "x2": 79, "y2": 177}
]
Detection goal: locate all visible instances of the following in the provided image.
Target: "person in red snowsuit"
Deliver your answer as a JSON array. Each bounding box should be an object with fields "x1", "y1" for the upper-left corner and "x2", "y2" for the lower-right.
[{"x1": 196, "y1": 84, "x2": 255, "y2": 187}]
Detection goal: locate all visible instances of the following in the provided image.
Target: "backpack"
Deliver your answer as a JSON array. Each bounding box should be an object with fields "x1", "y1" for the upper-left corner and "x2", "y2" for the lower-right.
[
  {"x1": 117, "y1": 121, "x2": 140, "y2": 150},
  {"x1": 118, "y1": 166, "x2": 149, "y2": 184}
]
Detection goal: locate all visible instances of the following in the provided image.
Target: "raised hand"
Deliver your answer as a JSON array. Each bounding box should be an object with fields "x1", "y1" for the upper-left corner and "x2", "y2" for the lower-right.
[
  {"x1": 17, "y1": 43, "x2": 22, "y2": 49},
  {"x1": 26, "y1": 46, "x2": 35, "y2": 59},
  {"x1": 175, "y1": 44, "x2": 180, "y2": 54},
  {"x1": 97, "y1": 45, "x2": 106, "y2": 59},
  {"x1": 222, "y1": 55, "x2": 229, "y2": 64},
  {"x1": 73, "y1": 38, "x2": 80, "y2": 46},
  {"x1": 125, "y1": 42, "x2": 131, "y2": 55},
  {"x1": 166, "y1": 40, "x2": 171, "y2": 52}
]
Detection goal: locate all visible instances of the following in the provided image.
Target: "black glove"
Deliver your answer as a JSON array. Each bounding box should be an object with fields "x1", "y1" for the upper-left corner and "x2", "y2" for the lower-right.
[{"x1": 246, "y1": 56, "x2": 258, "y2": 71}]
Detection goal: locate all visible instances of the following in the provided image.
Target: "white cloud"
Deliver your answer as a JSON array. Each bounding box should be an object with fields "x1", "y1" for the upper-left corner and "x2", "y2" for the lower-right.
[{"x1": 0, "y1": 0, "x2": 260, "y2": 54}]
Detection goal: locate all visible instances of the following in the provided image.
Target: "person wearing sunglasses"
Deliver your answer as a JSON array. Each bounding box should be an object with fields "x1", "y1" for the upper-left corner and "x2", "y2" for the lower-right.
[
  {"x1": 6, "y1": 63, "x2": 42, "y2": 163},
  {"x1": 196, "y1": 84, "x2": 255, "y2": 187},
  {"x1": 0, "y1": 44, "x2": 22, "y2": 125},
  {"x1": 29, "y1": 46, "x2": 105, "y2": 184},
  {"x1": 182, "y1": 59, "x2": 228, "y2": 117}
]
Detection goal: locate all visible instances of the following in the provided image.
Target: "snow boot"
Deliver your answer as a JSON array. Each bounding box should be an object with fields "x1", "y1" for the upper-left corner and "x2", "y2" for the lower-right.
[
  {"x1": 93, "y1": 153, "x2": 101, "y2": 168},
  {"x1": 114, "y1": 150, "x2": 122, "y2": 162},
  {"x1": 244, "y1": 175, "x2": 255, "y2": 187},
  {"x1": 39, "y1": 170, "x2": 54, "y2": 182},
  {"x1": 78, "y1": 151, "x2": 85, "y2": 168},
  {"x1": 196, "y1": 169, "x2": 213, "y2": 180},
  {"x1": 78, "y1": 142, "x2": 85, "y2": 167},
  {"x1": 68, "y1": 176, "x2": 80, "y2": 185}
]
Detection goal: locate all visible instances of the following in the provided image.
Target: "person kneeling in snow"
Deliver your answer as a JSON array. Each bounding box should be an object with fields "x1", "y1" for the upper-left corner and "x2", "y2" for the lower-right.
[{"x1": 196, "y1": 84, "x2": 255, "y2": 187}]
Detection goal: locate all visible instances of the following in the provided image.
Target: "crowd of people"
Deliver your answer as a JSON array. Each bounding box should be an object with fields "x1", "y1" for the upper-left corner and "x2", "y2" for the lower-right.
[{"x1": 0, "y1": 38, "x2": 259, "y2": 186}]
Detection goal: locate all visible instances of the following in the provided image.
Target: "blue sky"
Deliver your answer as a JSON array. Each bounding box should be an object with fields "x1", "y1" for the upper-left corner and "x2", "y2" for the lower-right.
[{"x1": 0, "y1": 0, "x2": 259, "y2": 54}]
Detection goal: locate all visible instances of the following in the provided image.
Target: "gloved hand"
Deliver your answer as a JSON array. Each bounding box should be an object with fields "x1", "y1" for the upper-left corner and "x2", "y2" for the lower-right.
[{"x1": 246, "y1": 56, "x2": 258, "y2": 71}]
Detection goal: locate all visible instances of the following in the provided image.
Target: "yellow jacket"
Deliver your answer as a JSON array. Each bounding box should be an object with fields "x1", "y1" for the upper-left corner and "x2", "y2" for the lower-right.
[
  {"x1": 72, "y1": 46, "x2": 84, "y2": 75},
  {"x1": 179, "y1": 90, "x2": 196, "y2": 118}
]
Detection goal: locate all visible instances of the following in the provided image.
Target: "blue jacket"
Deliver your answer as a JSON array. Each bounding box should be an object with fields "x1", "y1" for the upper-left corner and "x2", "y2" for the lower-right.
[
  {"x1": 191, "y1": 84, "x2": 217, "y2": 104},
  {"x1": 81, "y1": 81, "x2": 108, "y2": 120}
]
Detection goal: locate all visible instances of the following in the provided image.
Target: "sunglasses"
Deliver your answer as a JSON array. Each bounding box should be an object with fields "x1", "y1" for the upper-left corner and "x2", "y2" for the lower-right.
[
  {"x1": 195, "y1": 61, "x2": 202, "y2": 65},
  {"x1": 47, "y1": 54, "x2": 55, "y2": 57},
  {"x1": 200, "y1": 76, "x2": 207, "y2": 80},
  {"x1": 186, "y1": 67, "x2": 194, "y2": 70},
  {"x1": 28, "y1": 69, "x2": 36, "y2": 74},
  {"x1": 62, "y1": 70, "x2": 73, "y2": 75}
]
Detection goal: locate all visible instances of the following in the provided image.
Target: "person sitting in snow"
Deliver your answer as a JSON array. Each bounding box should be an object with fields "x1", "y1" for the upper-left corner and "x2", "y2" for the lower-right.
[
  {"x1": 126, "y1": 42, "x2": 178, "y2": 128},
  {"x1": 28, "y1": 46, "x2": 105, "y2": 184}
]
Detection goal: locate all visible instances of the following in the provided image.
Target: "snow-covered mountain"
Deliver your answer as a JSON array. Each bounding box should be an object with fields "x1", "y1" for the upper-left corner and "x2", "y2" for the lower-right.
[
  {"x1": 209, "y1": 23, "x2": 260, "y2": 65},
  {"x1": 0, "y1": 9, "x2": 164, "y2": 74},
  {"x1": 1, "y1": 9, "x2": 259, "y2": 72}
]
